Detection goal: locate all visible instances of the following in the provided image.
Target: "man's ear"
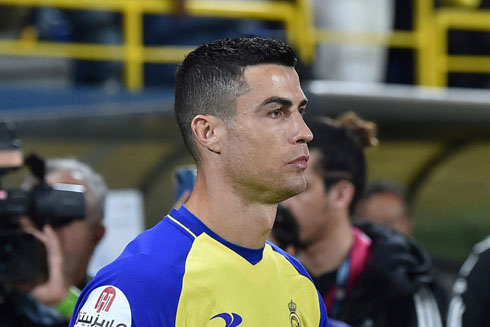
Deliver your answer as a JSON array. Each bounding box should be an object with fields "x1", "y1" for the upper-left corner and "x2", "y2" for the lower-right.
[
  {"x1": 330, "y1": 180, "x2": 355, "y2": 210},
  {"x1": 190, "y1": 115, "x2": 223, "y2": 154}
]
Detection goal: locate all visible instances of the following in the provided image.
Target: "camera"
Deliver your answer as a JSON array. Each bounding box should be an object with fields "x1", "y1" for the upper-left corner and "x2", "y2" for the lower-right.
[{"x1": 0, "y1": 121, "x2": 86, "y2": 284}]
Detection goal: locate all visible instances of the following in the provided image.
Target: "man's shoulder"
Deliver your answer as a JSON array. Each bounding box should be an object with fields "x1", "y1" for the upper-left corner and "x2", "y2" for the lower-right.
[
  {"x1": 354, "y1": 220, "x2": 431, "y2": 274},
  {"x1": 352, "y1": 221, "x2": 440, "y2": 296},
  {"x1": 70, "y1": 256, "x2": 186, "y2": 327},
  {"x1": 473, "y1": 235, "x2": 490, "y2": 257},
  {"x1": 70, "y1": 217, "x2": 197, "y2": 327},
  {"x1": 91, "y1": 215, "x2": 197, "y2": 288},
  {"x1": 349, "y1": 221, "x2": 446, "y2": 326},
  {"x1": 266, "y1": 241, "x2": 313, "y2": 280},
  {"x1": 460, "y1": 234, "x2": 490, "y2": 277},
  {"x1": 113, "y1": 215, "x2": 196, "y2": 269}
]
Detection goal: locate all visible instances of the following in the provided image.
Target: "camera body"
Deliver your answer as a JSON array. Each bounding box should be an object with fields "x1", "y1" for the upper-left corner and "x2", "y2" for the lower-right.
[{"x1": 0, "y1": 121, "x2": 86, "y2": 284}]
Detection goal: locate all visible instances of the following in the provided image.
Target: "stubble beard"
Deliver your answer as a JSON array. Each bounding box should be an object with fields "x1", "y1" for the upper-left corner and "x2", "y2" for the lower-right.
[
  {"x1": 264, "y1": 173, "x2": 307, "y2": 204},
  {"x1": 229, "y1": 171, "x2": 306, "y2": 205}
]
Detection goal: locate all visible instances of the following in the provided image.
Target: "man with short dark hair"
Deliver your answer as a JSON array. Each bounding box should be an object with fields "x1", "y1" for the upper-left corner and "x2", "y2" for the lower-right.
[{"x1": 70, "y1": 37, "x2": 328, "y2": 327}]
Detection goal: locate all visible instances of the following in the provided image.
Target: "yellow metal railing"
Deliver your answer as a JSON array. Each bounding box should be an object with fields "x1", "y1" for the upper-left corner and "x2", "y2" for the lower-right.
[
  {"x1": 0, "y1": 0, "x2": 489, "y2": 89},
  {"x1": 0, "y1": 0, "x2": 315, "y2": 91},
  {"x1": 433, "y1": 9, "x2": 490, "y2": 86},
  {"x1": 313, "y1": 0, "x2": 488, "y2": 87},
  {"x1": 313, "y1": 0, "x2": 428, "y2": 84}
]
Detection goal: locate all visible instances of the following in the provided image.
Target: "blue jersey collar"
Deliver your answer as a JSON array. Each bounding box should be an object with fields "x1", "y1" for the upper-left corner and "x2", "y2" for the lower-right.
[{"x1": 169, "y1": 206, "x2": 264, "y2": 265}]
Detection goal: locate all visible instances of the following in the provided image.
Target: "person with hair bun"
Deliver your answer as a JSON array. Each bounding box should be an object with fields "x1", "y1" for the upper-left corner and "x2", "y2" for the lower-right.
[{"x1": 282, "y1": 112, "x2": 446, "y2": 327}]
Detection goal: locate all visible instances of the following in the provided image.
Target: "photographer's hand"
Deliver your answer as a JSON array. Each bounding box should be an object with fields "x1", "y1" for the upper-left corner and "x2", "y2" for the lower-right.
[{"x1": 22, "y1": 222, "x2": 71, "y2": 306}]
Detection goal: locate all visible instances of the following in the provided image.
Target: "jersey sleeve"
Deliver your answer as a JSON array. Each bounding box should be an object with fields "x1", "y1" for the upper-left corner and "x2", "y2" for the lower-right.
[
  {"x1": 70, "y1": 253, "x2": 186, "y2": 327},
  {"x1": 70, "y1": 285, "x2": 131, "y2": 327},
  {"x1": 318, "y1": 290, "x2": 329, "y2": 327}
]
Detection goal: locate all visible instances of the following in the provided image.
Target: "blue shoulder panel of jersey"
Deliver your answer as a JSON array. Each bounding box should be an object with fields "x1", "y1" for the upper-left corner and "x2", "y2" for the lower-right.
[
  {"x1": 266, "y1": 240, "x2": 313, "y2": 279},
  {"x1": 267, "y1": 241, "x2": 329, "y2": 327},
  {"x1": 70, "y1": 214, "x2": 195, "y2": 327}
]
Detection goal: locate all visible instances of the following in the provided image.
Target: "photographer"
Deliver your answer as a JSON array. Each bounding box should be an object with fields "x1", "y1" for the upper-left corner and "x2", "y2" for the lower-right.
[
  {"x1": 0, "y1": 122, "x2": 107, "y2": 326},
  {"x1": 21, "y1": 158, "x2": 107, "y2": 324}
]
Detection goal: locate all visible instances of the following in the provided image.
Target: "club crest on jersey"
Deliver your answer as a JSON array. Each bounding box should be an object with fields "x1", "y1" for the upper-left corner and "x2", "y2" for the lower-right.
[
  {"x1": 289, "y1": 300, "x2": 302, "y2": 327},
  {"x1": 209, "y1": 312, "x2": 243, "y2": 327}
]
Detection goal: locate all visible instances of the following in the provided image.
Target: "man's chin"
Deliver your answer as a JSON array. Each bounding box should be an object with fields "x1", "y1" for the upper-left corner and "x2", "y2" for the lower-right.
[
  {"x1": 259, "y1": 177, "x2": 306, "y2": 204},
  {"x1": 290, "y1": 179, "x2": 307, "y2": 195},
  {"x1": 277, "y1": 181, "x2": 306, "y2": 202}
]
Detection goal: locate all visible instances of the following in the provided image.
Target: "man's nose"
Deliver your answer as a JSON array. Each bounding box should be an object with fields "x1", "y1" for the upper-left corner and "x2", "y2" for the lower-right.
[{"x1": 291, "y1": 113, "x2": 313, "y2": 144}]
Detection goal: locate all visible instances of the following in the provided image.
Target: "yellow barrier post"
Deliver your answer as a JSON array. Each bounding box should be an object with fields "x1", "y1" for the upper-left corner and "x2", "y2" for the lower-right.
[
  {"x1": 292, "y1": 0, "x2": 315, "y2": 64},
  {"x1": 123, "y1": 1, "x2": 144, "y2": 92},
  {"x1": 414, "y1": 0, "x2": 438, "y2": 86},
  {"x1": 434, "y1": 11, "x2": 450, "y2": 86}
]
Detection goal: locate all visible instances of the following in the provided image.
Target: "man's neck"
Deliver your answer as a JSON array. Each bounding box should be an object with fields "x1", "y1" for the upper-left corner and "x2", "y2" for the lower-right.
[
  {"x1": 185, "y1": 173, "x2": 277, "y2": 249},
  {"x1": 298, "y1": 213, "x2": 353, "y2": 277}
]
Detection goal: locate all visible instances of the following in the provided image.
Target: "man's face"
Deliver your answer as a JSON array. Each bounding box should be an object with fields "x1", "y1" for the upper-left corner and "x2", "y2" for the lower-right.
[
  {"x1": 221, "y1": 64, "x2": 312, "y2": 204},
  {"x1": 357, "y1": 193, "x2": 412, "y2": 236},
  {"x1": 284, "y1": 150, "x2": 333, "y2": 246},
  {"x1": 45, "y1": 171, "x2": 102, "y2": 287}
]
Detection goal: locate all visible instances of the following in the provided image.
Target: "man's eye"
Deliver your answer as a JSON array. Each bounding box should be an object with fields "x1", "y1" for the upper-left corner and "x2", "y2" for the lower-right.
[
  {"x1": 270, "y1": 109, "x2": 283, "y2": 118},
  {"x1": 299, "y1": 108, "x2": 307, "y2": 116}
]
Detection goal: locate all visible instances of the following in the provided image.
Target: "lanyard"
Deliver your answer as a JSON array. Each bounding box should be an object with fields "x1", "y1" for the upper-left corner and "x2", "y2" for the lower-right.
[
  {"x1": 323, "y1": 227, "x2": 372, "y2": 318},
  {"x1": 330, "y1": 254, "x2": 351, "y2": 318}
]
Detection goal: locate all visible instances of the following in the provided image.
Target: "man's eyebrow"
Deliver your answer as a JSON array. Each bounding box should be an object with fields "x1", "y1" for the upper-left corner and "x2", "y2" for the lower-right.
[
  {"x1": 257, "y1": 96, "x2": 308, "y2": 109},
  {"x1": 259, "y1": 96, "x2": 292, "y2": 108}
]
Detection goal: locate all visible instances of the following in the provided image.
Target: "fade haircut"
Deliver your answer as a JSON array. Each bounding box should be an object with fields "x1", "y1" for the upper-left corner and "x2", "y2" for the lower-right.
[{"x1": 174, "y1": 37, "x2": 297, "y2": 162}]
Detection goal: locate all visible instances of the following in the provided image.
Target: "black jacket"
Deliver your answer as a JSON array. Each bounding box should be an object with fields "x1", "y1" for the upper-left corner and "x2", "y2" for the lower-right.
[
  {"x1": 316, "y1": 221, "x2": 447, "y2": 327},
  {"x1": 0, "y1": 287, "x2": 68, "y2": 327},
  {"x1": 447, "y1": 235, "x2": 490, "y2": 327}
]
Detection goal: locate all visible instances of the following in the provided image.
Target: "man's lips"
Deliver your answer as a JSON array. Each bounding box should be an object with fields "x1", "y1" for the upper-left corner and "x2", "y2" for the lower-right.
[{"x1": 288, "y1": 155, "x2": 309, "y2": 169}]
